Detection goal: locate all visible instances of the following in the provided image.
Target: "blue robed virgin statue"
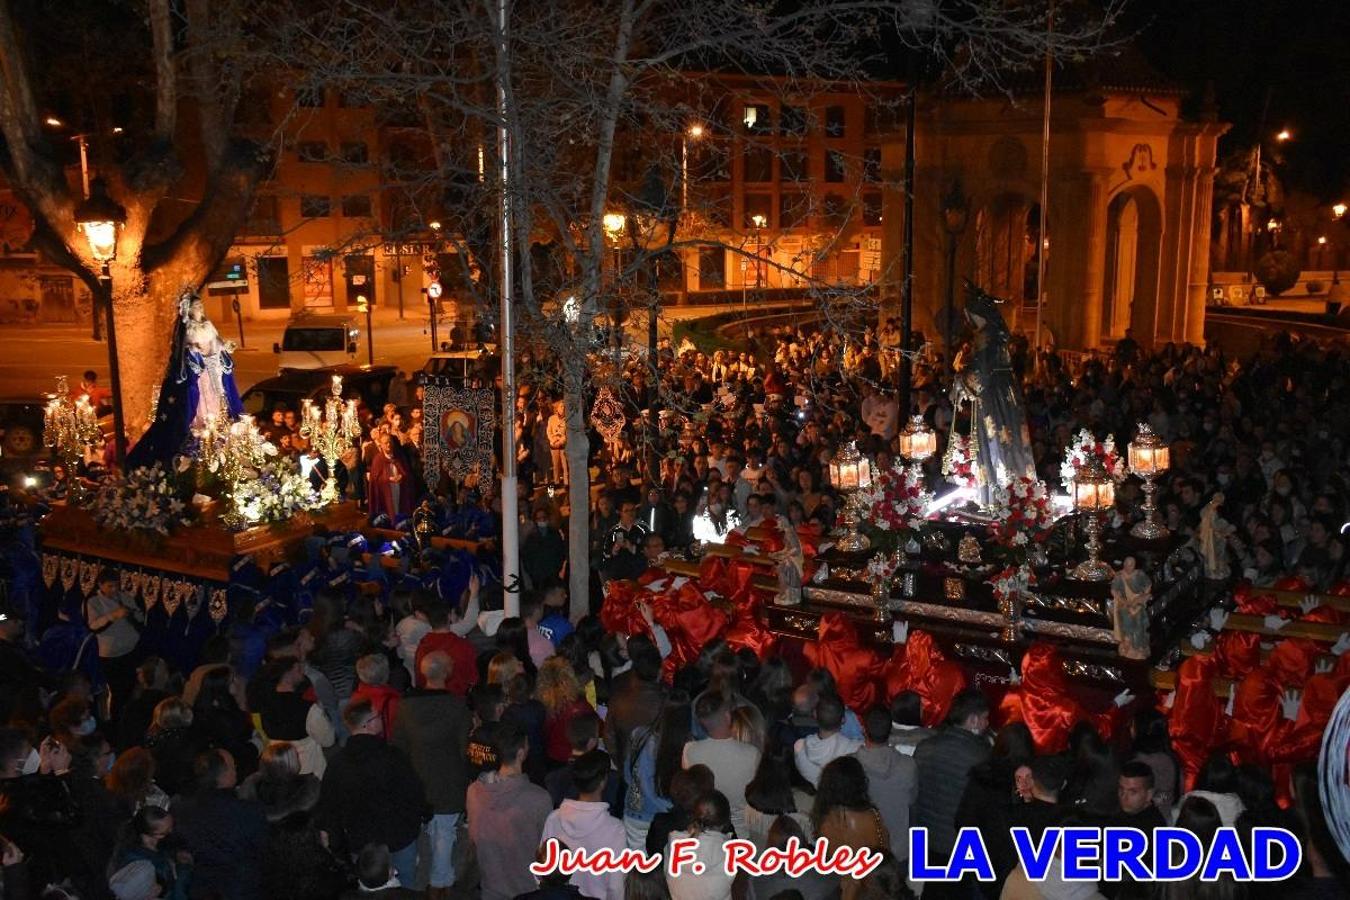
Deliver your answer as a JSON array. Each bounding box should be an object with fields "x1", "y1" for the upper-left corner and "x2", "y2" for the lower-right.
[
  {"x1": 127, "y1": 290, "x2": 243, "y2": 468},
  {"x1": 951, "y1": 283, "x2": 1036, "y2": 505}
]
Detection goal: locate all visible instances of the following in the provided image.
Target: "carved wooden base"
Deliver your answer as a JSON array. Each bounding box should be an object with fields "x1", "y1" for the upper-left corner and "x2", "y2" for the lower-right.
[{"x1": 40, "y1": 502, "x2": 366, "y2": 581}]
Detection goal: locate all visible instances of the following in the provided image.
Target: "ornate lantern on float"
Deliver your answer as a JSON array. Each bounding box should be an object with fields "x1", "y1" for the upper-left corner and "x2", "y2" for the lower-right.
[
  {"x1": 1071, "y1": 457, "x2": 1115, "y2": 581},
  {"x1": 898, "y1": 415, "x2": 936, "y2": 463},
  {"x1": 828, "y1": 441, "x2": 873, "y2": 553},
  {"x1": 1127, "y1": 423, "x2": 1170, "y2": 540}
]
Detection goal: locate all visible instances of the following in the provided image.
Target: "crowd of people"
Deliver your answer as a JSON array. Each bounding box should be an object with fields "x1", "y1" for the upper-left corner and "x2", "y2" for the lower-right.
[{"x1": 3, "y1": 321, "x2": 1350, "y2": 900}]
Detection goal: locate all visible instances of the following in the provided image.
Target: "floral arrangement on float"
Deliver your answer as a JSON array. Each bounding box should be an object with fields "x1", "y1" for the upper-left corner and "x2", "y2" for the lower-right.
[
  {"x1": 223, "y1": 457, "x2": 324, "y2": 530},
  {"x1": 986, "y1": 476, "x2": 1056, "y2": 641},
  {"x1": 91, "y1": 463, "x2": 192, "y2": 536},
  {"x1": 1060, "y1": 429, "x2": 1127, "y2": 492},
  {"x1": 941, "y1": 432, "x2": 977, "y2": 490},
  {"x1": 987, "y1": 476, "x2": 1055, "y2": 558},
  {"x1": 856, "y1": 462, "x2": 931, "y2": 551}
]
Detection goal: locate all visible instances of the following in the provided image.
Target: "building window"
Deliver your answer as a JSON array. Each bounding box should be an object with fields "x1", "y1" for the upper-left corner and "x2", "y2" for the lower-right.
[
  {"x1": 741, "y1": 103, "x2": 772, "y2": 134},
  {"x1": 300, "y1": 195, "x2": 331, "y2": 218},
  {"x1": 825, "y1": 150, "x2": 847, "y2": 183},
  {"x1": 690, "y1": 142, "x2": 730, "y2": 182},
  {"x1": 864, "y1": 147, "x2": 882, "y2": 183},
  {"x1": 698, "y1": 246, "x2": 726, "y2": 288},
  {"x1": 744, "y1": 194, "x2": 773, "y2": 229},
  {"x1": 296, "y1": 86, "x2": 324, "y2": 108},
  {"x1": 863, "y1": 193, "x2": 883, "y2": 226},
  {"x1": 824, "y1": 105, "x2": 846, "y2": 138},
  {"x1": 780, "y1": 105, "x2": 808, "y2": 136},
  {"x1": 341, "y1": 194, "x2": 373, "y2": 218},
  {"x1": 781, "y1": 191, "x2": 811, "y2": 228},
  {"x1": 743, "y1": 145, "x2": 774, "y2": 183},
  {"x1": 297, "y1": 141, "x2": 328, "y2": 162},
  {"x1": 821, "y1": 193, "x2": 849, "y2": 227},
  {"x1": 244, "y1": 195, "x2": 280, "y2": 235},
  {"x1": 780, "y1": 150, "x2": 808, "y2": 182},
  {"x1": 341, "y1": 142, "x2": 370, "y2": 165}
]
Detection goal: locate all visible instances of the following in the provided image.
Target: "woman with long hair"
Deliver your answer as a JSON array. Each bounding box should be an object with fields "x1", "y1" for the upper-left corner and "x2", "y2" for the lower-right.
[
  {"x1": 743, "y1": 753, "x2": 811, "y2": 852},
  {"x1": 623, "y1": 691, "x2": 692, "y2": 850},
  {"x1": 191, "y1": 666, "x2": 258, "y2": 779},
  {"x1": 107, "y1": 746, "x2": 171, "y2": 813},
  {"x1": 242, "y1": 743, "x2": 347, "y2": 900},
  {"x1": 812, "y1": 756, "x2": 889, "y2": 900},
  {"x1": 537, "y1": 655, "x2": 593, "y2": 766},
  {"x1": 305, "y1": 588, "x2": 365, "y2": 700}
]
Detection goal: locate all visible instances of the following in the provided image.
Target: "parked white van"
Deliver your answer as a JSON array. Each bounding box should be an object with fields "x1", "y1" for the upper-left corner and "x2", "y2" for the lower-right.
[{"x1": 273, "y1": 315, "x2": 360, "y2": 372}]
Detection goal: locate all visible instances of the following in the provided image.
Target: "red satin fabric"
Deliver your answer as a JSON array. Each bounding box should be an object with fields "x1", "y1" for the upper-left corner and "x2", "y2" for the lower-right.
[
  {"x1": 881, "y1": 630, "x2": 968, "y2": 727},
  {"x1": 652, "y1": 582, "x2": 729, "y2": 680},
  {"x1": 1214, "y1": 587, "x2": 1281, "y2": 681},
  {"x1": 804, "y1": 612, "x2": 884, "y2": 714},
  {"x1": 599, "y1": 580, "x2": 649, "y2": 638},
  {"x1": 1168, "y1": 653, "x2": 1228, "y2": 792},
  {"x1": 998, "y1": 643, "x2": 1117, "y2": 754}
]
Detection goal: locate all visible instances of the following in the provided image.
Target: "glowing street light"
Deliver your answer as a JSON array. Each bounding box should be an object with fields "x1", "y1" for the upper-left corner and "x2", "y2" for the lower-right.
[
  {"x1": 1276, "y1": 129, "x2": 1292, "y2": 142},
  {"x1": 602, "y1": 212, "x2": 626, "y2": 237},
  {"x1": 1335, "y1": 204, "x2": 1348, "y2": 220},
  {"x1": 74, "y1": 176, "x2": 128, "y2": 468},
  {"x1": 682, "y1": 123, "x2": 706, "y2": 211},
  {"x1": 355, "y1": 294, "x2": 374, "y2": 366}
]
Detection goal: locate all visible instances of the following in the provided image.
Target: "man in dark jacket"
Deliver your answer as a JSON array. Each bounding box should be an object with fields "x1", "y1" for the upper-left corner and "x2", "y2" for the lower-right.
[
  {"x1": 913, "y1": 688, "x2": 991, "y2": 885},
  {"x1": 390, "y1": 651, "x2": 471, "y2": 899},
  {"x1": 172, "y1": 748, "x2": 268, "y2": 900},
  {"x1": 317, "y1": 697, "x2": 427, "y2": 889}
]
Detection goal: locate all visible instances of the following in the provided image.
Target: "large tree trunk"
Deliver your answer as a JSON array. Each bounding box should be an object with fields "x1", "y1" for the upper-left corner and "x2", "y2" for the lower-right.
[{"x1": 564, "y1": 361, "x2": 591, "y2": 621}]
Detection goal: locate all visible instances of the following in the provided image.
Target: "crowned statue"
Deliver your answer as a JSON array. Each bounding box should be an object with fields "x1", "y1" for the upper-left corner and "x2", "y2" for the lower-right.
[
  {"x1": 127, "y1": 289, "x2": 243, "y2": 469},
  {"x1": 950, "y1": 283, "x2": 1036, "y2": 505}
]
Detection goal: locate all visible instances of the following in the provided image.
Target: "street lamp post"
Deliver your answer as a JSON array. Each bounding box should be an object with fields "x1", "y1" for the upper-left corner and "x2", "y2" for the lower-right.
[
  {"x1": 356, "y1": 294, "x2": 374, "y2": 366},
  {"x1": 681, "y1": 123, "x2": 704, "y2": 214},
  {"x1": 74, "y1": 177, "x2": 128, "y2": 469},
  {"x1": 940, "y1": 180, "x2": 969, "y2": 378}
]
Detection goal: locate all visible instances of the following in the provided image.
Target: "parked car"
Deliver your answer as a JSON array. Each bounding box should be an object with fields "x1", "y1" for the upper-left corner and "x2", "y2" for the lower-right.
[
  {"x1": 273, "y1": 314, "x2": 361, "y2": 372},
  {"x1": 240, "y1": 365, "x2": 401, "y2": 421}
]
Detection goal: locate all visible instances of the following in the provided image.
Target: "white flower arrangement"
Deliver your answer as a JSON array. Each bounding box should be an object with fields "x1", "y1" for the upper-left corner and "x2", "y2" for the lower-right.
[
  {"x1": 225, "y1": 456, "x2": 324, "y2": 530},
  {"x1": 1060, "y1": 429, "x2": 1127, "y2": 491},
  {"x1": 91, "y1": 463, "x2": 191, "y2": 536}
]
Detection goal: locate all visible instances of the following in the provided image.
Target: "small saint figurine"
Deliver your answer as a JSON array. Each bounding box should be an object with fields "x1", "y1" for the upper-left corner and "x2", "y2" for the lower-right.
[
  {"x1": 1197, "y1": 493, "x2": 1235, "y2": 580},
  {"x1": 772, "y1": 514, "x2": 805, "y2": 606},
  {"x1": 1110, "y1": 556, "x2": 1152, "y2": 660}
]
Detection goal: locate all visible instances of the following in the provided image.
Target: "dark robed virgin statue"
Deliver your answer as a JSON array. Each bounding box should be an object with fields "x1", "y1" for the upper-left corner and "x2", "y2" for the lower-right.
[{"x1": 951, "y1": 283, "x2": 1036, "y2": 505}]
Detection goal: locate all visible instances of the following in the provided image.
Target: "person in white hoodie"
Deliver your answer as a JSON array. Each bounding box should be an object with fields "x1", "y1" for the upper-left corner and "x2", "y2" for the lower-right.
[
  {"x1": 538, "y1": 749, "x2": 627, "y2": 900},
  {"x1": 793, "y1": 694, "x2": 861, "y2": 788}
]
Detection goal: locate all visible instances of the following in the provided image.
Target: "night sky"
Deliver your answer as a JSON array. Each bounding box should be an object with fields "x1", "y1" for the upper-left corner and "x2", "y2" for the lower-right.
[{"x1": 1123, "y1": 0, "x2": 1350, "y2": 201}]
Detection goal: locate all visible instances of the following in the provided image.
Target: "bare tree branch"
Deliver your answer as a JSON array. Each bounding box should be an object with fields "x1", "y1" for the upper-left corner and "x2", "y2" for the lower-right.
[{"x1": 149, "y1": 0, "x2": 177, "y2": 141}]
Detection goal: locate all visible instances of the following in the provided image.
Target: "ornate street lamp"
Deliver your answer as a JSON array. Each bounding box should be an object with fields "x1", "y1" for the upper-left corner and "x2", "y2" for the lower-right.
[
  {"x1": 43, "y1": 375, "x2": 101, "y2": 503},
  {"x1": 898, "y1": 415, "x2": 937, "y2": 463},
  {"x1": 75, "y1": 176, "x2": 128, "y2": 468},
  {"x1": 356, "y1": 294, "x2": 374, "y2": 366},
  {"x1": 828, "y1": 441, "x2": 873, "y2": 553},
  {"x1": 1071, "y1": 457, "x2": 1115, "y2": 581},
  {"x1": 1128, "y1": 423, "x2": 1170, "y2": 540},
  {"x1": 300, "y1": 374, "x2": 360, "y2": 503}
]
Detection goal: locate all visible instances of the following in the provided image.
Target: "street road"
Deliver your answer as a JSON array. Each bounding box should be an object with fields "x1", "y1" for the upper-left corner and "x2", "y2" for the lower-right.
[
  {"x1": 0, "y1": 302, "x2": 767, "y2": 402},
  {"x1": 0, "y1": 313, "x2": 438, "y2": 402}
]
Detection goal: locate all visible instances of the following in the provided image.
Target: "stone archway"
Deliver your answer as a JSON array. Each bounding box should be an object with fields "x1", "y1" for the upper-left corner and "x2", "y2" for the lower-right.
[{"x1": 1102, "y1": 186, "x2": 1163, "y2": 341}]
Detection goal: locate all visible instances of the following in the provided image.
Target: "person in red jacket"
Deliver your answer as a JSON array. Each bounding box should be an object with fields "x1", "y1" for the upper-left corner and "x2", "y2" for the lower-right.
[
  {"x1": 414, "y1": 602, "x2": 479, "y2": 696},
  {"x1": 351, "y1": 654, "x2": 402, "y2": 740}
]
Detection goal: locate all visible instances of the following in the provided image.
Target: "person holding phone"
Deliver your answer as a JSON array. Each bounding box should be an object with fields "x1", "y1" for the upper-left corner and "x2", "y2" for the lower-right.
[{"x1": 86, "y1": 569, "x2": 144, "y2": 721}]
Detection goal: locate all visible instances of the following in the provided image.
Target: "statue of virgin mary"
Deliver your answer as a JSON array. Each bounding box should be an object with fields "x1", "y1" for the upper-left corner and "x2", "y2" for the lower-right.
[{"x1": 127, "y1": 290, "x2": 243, "y2": 469}]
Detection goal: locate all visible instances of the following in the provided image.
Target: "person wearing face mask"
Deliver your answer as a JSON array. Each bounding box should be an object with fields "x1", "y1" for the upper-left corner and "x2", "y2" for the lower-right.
[
  {"x1": 521, "y1": 509, "x2": 566, "y2": 594},
  {"x1": 0, "y1": 729, "x2": 85, "y2": 891}
]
